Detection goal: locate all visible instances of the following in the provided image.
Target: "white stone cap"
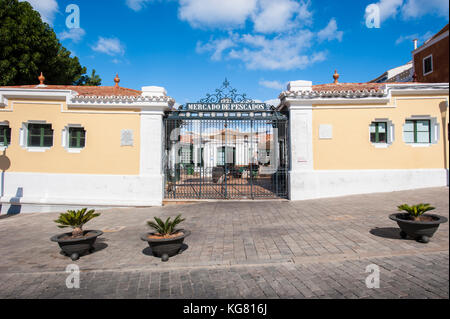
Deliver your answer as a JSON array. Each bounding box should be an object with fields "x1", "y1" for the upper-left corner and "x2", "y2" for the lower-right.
[
  {"x1": 287, "y1": 80, "x2": 312, "y2": 92},
  {"x1": 141, "y1": 86, "x2": 167, "y2": 97}
]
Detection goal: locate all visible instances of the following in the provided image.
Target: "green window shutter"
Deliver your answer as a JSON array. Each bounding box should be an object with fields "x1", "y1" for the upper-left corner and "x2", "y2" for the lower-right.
[
  {"x1": 404, "y1": 120, "x2": 415, "y2": 143},
  {"x1": 27, "y1": 124, "x2": 53, "y2": 147},
  {"x1": 416, "y1": 120, "x2": 431, "y2": 143},
  {"x1": 370, "y1": 122, "x2": 387, "y2": 143},
  {"x1": 68, "y1": 127, "x2": 86, "y2": 148},
  {"x1": 0, "y1": 126, "x2": 11, "y2": 146},
  {"x1": 404, "y1": 120, "x2": 430, "y2": 144}
]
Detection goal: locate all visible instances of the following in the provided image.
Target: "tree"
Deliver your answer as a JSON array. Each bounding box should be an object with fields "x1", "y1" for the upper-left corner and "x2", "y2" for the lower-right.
[
  {"x1": 0, "y1": 0, "x2": 101, "y2": 86},
  {"x1": 75, "y1": 69, "x2": 102, "y2": 86}
]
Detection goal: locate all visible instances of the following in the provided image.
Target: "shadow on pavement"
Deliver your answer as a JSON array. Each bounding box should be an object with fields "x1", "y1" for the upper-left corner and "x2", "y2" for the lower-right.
[
  {"x1": 370, "y1": 227, "x2": 404, "y2": 240},
  {"x1": 142, "y1": 243, "x2": 189, "y2": 258}
]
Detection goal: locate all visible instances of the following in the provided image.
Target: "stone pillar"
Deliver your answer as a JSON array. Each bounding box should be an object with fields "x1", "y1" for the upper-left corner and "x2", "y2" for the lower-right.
[
  {"x1": 284, "y1": 81, "x2": 314, "y2": 200},
  {"x1": 139, "y1": 86, "x2": 171, "y2": 205}
]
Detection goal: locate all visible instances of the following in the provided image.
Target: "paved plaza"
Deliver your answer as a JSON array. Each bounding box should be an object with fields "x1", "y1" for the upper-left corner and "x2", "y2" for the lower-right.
[{"x1": 0, "y1": 187, "x2": 448, "y2": 299}]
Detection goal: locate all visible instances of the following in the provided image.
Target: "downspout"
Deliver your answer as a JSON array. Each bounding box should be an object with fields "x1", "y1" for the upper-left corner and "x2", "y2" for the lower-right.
[{"x1": 446, "y1": 99, "x2": 449, "y2": 186}]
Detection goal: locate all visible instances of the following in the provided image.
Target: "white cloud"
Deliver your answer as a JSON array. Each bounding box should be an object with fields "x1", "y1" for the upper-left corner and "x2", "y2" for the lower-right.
[
  {"x1": 365, "y1": 0, "x2": 449, "y2": 22},
  {"x1": 178, "y1": 0, "x2": 257, "y2": 29},
  {"x1": 126, "y1": 0, "x2": 336, "y2": 71},
  {"x1": 197, "y1": 26, "x2": 332, "y2": 71},
  {"x1": 401, "y1": 0, "x2": 449, "y2": 19},
  {"x1": 128, "y1": 0, "x2": 313, "y2": 33},
  {"x1": 231, "y1": 31, "x2": 326, "y2": 70},
  {"x1": 126, "y1": 0, "x2": 153, "y2": 11},
  {"x1": 252, "y1": 0, "x2": 312, "y2": 34},
  {"x1": 178, "y1": 0, "x2": 313, "y2": 33},
  {"x1": 264, "y1": 98, "x2": 281, "y2": 106},
  {"x1": 259, "y1": 80, "x2": 285, "y2": 90},
  {"x1": 58, "y1": 28, "x2": 86, "y2": 43},
  {"x1": 395, "y1": 31, "x2": 434, "y2": 45},
  {"x1": 317, "y1": 18, "x2": 343, "y2": 42},
  {"x1": 20, "y1": 0, "x2": 59, "y2": 24},
  {"x1": 196, "y1": 34, "x2": 238, "y2": 61},
  {"x1": 373, "y1": 0, "x2": 403, "y2": 22},
  {"x1": 92, "y1": 37, "x2": 125, "y2": 56}
]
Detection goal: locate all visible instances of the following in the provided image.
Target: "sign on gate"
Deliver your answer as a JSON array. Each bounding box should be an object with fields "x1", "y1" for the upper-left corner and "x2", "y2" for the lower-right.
[{"x1": 186, "y1": 101, "x2": 268, "y2": 112}]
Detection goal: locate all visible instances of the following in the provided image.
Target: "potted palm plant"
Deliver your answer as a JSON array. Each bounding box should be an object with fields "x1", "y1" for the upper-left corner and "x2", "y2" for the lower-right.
[
  {"x1": 389, "y1": 203, "x2": 447, "y2": 243},
  {"x1": 140, "y1": 214, "x2": 190, "y2": 261},
  {"x1": 50, "y1": 208, "x2": 103, "y2": 261}
]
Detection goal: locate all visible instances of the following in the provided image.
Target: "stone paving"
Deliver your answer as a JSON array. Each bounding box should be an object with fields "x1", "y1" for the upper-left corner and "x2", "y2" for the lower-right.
[{"x1": 0, "y1": 187, "x2": 448, "y2": 299}]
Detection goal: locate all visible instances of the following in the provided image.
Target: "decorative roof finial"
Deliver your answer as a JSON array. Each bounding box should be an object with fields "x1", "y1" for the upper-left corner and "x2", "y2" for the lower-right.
[
  {"x1": 114, "y1": 74, "x2": 120, "y2": 88},
  {"x1": 38, "y1": 72, "x2": 45, "y2": 85},
  {"x1": 333, "y1": 70, "x2": 339, "y2": 84}
]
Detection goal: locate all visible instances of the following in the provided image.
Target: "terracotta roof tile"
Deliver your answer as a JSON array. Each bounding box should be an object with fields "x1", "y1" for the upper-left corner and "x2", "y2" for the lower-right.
[
  {"x1": 0, "y1": 85, "x2": 142, "y2": 97},
  {"x1": 312, "y1": 83, "x2": 384, "y2": 92}
]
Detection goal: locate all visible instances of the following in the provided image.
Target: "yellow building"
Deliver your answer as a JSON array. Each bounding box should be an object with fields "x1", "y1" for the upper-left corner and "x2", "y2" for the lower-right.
[
  {"x1": 1, "y1": 76, "x2": 173, "y2": 213},
  {"x1": 0, "y1": 75, "x2": 448, "y2": 213},
  {"x1": 280, "y1": 79, "x2": 449, "y2": 200}
]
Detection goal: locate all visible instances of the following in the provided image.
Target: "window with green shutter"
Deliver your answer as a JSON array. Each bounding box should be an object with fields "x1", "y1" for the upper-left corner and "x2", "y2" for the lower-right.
[
  {"x1": 0, "y1": 125, "x2": 11, "y2": 147},
  {"x1": 69, "y1": 127, "x2": 86, "y2": 148},
  {"x1": 404, "y1": 120, "x2": 431, "y2": 144},
  {"x1": 370, "y1": 122, "x2": 387, "y2": 143},
  {"x1": 27, "y1": 124, "x2": 53, "y2": 147}
]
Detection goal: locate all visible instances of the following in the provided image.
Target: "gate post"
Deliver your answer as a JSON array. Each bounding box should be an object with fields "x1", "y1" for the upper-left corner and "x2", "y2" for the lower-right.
[
  {"x1": 282, "y1": 81, "x2": 315, "y2": 201},
  {"x1": 139, "y1": 86, "x2": 172, "y2": 205}
]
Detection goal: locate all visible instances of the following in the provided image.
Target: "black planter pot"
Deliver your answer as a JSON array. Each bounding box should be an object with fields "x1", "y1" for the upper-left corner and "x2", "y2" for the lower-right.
[
  {"x1": 389, "y1": 213, "x2": 448, "y2": 243},
  {"x1": 51, "y1": 230, "x2": 103, "y2": 261},
  {"x1": 141, "y1": 230, "x2": 190, "y2": 261}
]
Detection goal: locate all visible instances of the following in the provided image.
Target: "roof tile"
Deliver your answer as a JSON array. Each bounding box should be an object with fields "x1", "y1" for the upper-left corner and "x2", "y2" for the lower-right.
[{"x1": 0, "y1": 85, "x2": 142, "y2": 97}]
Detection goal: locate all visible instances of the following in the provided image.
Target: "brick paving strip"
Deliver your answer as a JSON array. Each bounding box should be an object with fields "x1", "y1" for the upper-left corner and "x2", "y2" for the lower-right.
[
  {"x1": 0, "y1": 252, "x2": 447, "y2": 299},
  {"x1": 0, "y1": 187, "x2": 448, "y2": 298}
]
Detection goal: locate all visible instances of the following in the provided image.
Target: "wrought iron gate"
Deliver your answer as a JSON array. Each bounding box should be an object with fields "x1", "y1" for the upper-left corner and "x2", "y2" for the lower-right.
[{"x1": 163, "y1": 80, "x2": 289, "y2": 200}]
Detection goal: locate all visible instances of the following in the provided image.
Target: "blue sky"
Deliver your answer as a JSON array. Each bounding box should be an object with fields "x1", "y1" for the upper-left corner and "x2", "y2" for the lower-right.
[{"x1": 23, "y1": 0, "x2": 449, "y2": 104}]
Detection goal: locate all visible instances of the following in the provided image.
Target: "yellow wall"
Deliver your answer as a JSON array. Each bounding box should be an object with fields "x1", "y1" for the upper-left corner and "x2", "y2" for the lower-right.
[
  {"x1": 313, "y1": 95, "x2": 449, "y2": 170},
  {"x1": 1, "y1": 99, "x2": 141, "y2": 175}
]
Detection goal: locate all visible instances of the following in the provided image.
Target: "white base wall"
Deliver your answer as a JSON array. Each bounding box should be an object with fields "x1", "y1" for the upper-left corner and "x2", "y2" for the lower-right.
[
  {"x1": 0, "y1": 172, "x2": 164, "y2": 214},
  {"x1": 289, "y1": 169, "x2": 449, "y2": 201}
]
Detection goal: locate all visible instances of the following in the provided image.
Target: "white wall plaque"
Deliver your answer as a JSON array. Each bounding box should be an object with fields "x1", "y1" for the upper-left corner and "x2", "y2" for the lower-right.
[
  {"x1": 319, "y1": 124, "x2": 333, "y2": 139},
  {"x1": 121, "y1": 129, "x2": 134, "y2": 146}
]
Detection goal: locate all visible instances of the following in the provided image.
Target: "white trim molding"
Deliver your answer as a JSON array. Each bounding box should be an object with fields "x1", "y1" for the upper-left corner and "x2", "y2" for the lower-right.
[
  {"x1": 0, "y1": 87, "x2": 175, "y2": 113},
  {"x1": 412, "y1": 30, "x2": 449, "y2": 56},
  {"x1": 423, "y1": 54, "x2": 433, "y2": 76},
  {"x1": 279, "y1": 83, "x2": 449, "y2": 109}
]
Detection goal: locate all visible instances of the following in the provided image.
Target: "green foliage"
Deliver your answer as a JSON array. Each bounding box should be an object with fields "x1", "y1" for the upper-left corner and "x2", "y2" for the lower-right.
[
  {"x1": 54, "y1": 208, "x2": 100, "y2": 229},
  {"x1": 75, "y1": 69, "x2": 102, "y2": 86},
  {"x1": 397, "y1": 203, "x2": 435, "y2": 218},
  {"x1": 0, "y1": 0, "x2": 101, "y2": 86},
  {"x1": 147, "y1": 214, "x2": 185, "y2": 236}
]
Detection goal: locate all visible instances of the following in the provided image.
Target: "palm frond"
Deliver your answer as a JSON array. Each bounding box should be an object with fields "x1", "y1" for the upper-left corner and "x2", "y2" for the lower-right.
[
  {"x1": 397, "y1": 203, "x2": 435, "y2": 217},
  {"x1": 54, "y1": 208, "x2": 100, "y2": 229},
  {"x1": 147, "y1": 214, "x2": 186, "y2": 235}
]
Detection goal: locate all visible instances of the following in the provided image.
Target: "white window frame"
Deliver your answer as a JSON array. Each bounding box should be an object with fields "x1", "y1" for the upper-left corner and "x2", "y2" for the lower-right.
[
  {"x1": 369, "y1": 119, "x2": 395, "y2": 148},
  {"x1": 423, "y1": 54, "x2": 433, "y2": 76},
  {"x1": 403, "y1": 116, "x2": 439, "y2": 147},
  {"x1": 19, "y1": 121, "x2": 53, "y2": 152},
  {"x1": 62, "y1": 124, "x2": 86, "y2": 153}
]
